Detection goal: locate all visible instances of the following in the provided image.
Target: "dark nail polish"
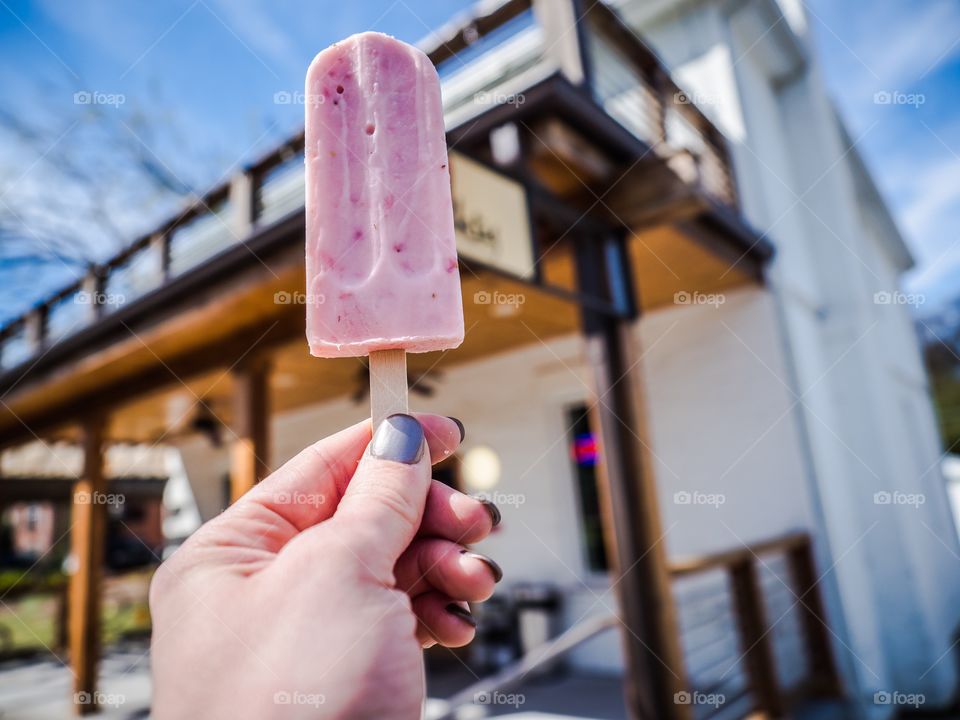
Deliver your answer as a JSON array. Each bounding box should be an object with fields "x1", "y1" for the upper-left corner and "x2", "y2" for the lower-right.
[
  {"x1": 447, "y1": 416, "x2": 465, "y2": 442},
  {"x1": 446, "y1": 603, "x2": 477, "y2": 627},
  {"x1": 460, "y1": 549, "x2": 503, "y2": 583},
  {"x1": 471, "y1": 495, "x2": 501, "y2": 527},
  {"x1": 370, "y1": 414, "x2": 424, "y2": 464}
]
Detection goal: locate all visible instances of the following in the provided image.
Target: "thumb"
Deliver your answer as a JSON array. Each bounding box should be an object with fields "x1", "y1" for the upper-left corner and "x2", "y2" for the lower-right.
[{"x1": 331, "y1": 414, "x2": 430, "y2": 583}]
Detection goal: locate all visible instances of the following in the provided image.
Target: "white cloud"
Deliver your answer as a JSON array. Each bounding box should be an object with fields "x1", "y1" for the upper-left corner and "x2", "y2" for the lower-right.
[
  {"x1": 868, "y1": 2, "x2": 960, "y2": 88},
  {"x1": 35, "y1": 0, "x2": 160, "y2": 67},
  {"x1": 205, "y1": 0, "x2": 302, "y2": 77},
  {"x1": 900, "y1": 155, "x2": 960, "y2": 244}
]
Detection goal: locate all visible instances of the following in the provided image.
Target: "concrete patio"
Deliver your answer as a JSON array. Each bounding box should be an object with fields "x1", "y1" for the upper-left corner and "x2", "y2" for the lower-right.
[
  {"x1": 0, "y1": 643, "x2": 629, "y2": 720},
  {"x1": 3, "y1": 643, "x2": 956, "y2": 719}
]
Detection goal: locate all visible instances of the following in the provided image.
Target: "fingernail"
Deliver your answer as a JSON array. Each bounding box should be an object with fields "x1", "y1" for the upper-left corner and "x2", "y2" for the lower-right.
[
  {"x1": 446, "y1": 603, "x2": 477, "y2": 627},
  {"x1": 471, "y1": 495, "x2": 501, "y2": 527},
  {"x1": 460, "y1": 549, "x2": 503, "y2": 583},
  {"x1": 370, "y1": 414, "x2": 424, "y2": 464},
  {"x1": 447, "y1": 416, "x2": 465, "y2": 442}
]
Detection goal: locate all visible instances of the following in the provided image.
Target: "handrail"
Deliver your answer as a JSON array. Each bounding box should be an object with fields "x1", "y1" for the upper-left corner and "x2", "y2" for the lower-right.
[
  {"x1": 579, "y1": 0, "x2": 739, "y2": 208},
  {"x1": 424, "y1": 532, "x2": 841, "y2": 720},
  {"x1": 429, "y1": 611, "x2": 618, "y2": 720},
  {"x1": 423, "y1": 0, "x2": 533, "y2": 67},
  {"x1": 668, "y1": 532, "x2": 841, "y2": 717},
  {"x1": 668, "y1": 531, "x2": 809, "y2": 577}
]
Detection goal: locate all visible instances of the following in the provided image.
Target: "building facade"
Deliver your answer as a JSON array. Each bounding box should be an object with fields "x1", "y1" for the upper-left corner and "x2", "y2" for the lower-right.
[{"x1": 0, "y1": 0, "x2": 956, "y2": 718}]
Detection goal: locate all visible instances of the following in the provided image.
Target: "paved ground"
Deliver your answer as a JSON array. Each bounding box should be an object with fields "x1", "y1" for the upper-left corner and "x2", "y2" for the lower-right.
[
  {"x1": 0, "y1": 643, "x2": 151, "y2": 719},
  {"x1": 3, "y1": 646, "x2": 950, "y2": 720},
  {"x1": 425, "y1": 664, "x2": 628, "y2": 719},
  {"x1": 0, "y1": 644, "x2": 628, "y2": 720}
]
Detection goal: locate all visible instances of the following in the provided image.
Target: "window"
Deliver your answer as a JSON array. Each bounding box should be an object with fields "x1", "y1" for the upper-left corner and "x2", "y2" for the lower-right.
[{"x1": 567, "y1": 404, "x2": 609, "y2": 573}]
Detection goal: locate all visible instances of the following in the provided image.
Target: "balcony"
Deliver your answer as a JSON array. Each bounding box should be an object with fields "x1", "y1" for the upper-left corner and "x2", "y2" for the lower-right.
[
  {"x1": 425, "y1": 0, "x2": 739, "y2": 212},
  {"x1": 0, "y1": 0, "x2": 763, "y2": 402}
]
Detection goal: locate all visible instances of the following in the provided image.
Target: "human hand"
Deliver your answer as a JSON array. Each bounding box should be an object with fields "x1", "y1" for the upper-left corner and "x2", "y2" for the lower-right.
[{"x1": 150, "y1": 414, "x2": 501, "y2": 719}]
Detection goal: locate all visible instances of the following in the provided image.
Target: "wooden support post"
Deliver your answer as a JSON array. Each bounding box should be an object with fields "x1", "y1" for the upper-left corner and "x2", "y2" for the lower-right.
[
  {"x1": 80, "y1": 271, "x2": 103, "y2": 322},
  {"x1": 230, "y1": 171, "x2": 256, "y2": 237},
  {"x1": 24, "y1": 307, "x2": 45, "y2": 353},
  {"x1": 787, "y1": 540, "x2": 842, "y2": 697},
  {"x1": 149, "y1": 232, "x2": 170, "y2": 284},
  {"x1": 587, "y1": 326, "x2": 691, "y2": 720},
  {"x1": 729, "y1": 559, "x2": 785, "y2": 717},
  {"x1": 69, "y1": 417, "x2": 106, "y2": 715},
  {"x1": 532, "y1": 0, "x2": 587, "y2": 86},
  {"x1": 652, "y1": 68, "x2": 670, "y2": 146},
  {"x1": 230, "y1": 358, "x2": 271, "y2": 503},
  {"x1": 577, "y1": 234, "x2": 689, "y2": 720},
  {"x1": 56, "y1": 584, "x2": 69, "y2": 654}
]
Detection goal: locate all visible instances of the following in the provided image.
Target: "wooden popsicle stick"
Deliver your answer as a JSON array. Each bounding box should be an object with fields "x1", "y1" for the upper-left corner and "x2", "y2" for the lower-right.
[{"x1": 369, "y1": 349, "x2": 409, "y2": 429}]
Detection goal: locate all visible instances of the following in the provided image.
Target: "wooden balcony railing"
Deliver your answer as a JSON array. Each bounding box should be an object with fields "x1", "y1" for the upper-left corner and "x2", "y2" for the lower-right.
[
  {"x1": 0, "y1": 0, "x2": 740, "y2": 376},
  {"x1": 0, "y1": 130, "x2": 307, "y2": 374},
  {"x1": 428, "y1": 532, "x2": 840, "y2": 720},
  {"x1": 670, "y1": 532, "x2": 841, "y2": 718},
  {"x1": 426, "y1": 0, "x2": 739, "y2": 208}
]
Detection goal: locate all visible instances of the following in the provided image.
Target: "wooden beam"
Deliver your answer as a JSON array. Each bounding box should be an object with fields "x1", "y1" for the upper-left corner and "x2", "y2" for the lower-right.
[
  {"x1": 588, "y1": 323, "x2": 691, "y2": 720},
  {"x1": 0, "y1": 313, "x2": 302, "y2": 449},
  {"x1": 69, "y1": 416, "x2": 107, "y2": 715},
  {"x1": 578, "y1": 235, "x2": 689, "y2": 720},
  {"x1": 533, "y1": 0, "x2": 587, "y2": 85},
  {"x1": 230, "y1": 358, "x2": 271, "y2": 502},
  {"x1": 787, "y1": 539, "x2": 843, "y2": 697},
  {"x1": 0, "y1": 476, "x2": 165, "y2": 503},
  {"x1": 729, "y1": 559, "x2": 785, "y2": 717}
]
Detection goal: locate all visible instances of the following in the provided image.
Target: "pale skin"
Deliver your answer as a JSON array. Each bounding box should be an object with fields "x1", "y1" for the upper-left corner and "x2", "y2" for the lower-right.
[{"x1": 150, "y1": 415, "x2": 497, "y2": 719}]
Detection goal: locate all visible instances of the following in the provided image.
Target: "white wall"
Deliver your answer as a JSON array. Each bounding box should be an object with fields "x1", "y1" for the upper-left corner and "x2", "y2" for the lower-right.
[
  {"x1": 628, "y1": 0, "x2": 960, "y2": 712},
  {"x1": 638, "y1": 286, "x2": 815, "y2": 558}
]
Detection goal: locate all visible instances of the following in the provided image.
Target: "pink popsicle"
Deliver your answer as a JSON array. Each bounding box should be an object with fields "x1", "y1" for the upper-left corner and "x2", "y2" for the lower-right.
[{"x1": 304, "y1": 32, "x2": 464, "y2": 358}]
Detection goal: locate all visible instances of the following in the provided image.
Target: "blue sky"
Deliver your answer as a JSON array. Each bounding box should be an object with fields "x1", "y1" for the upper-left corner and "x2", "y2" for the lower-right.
[
  {"x1": 0, "y1": 0, "x2": 957, "y2": 323},
  {"x1": 805, "y1": 0, "x2": 960, "y2": 311}
]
